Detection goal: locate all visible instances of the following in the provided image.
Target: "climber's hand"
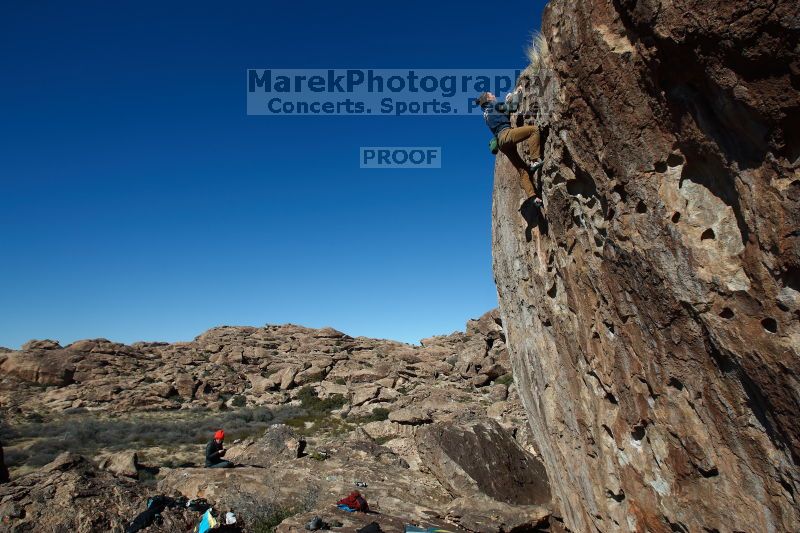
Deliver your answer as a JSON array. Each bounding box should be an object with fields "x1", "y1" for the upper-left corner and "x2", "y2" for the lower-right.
[{"x1": 533, "y1": 197, "x2": 544, "y2": 208}]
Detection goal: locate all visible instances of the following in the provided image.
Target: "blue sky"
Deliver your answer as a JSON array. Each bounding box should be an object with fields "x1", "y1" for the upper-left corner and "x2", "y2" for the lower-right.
[{"x1": 0, "y1": 0, "x2": 545, "y2": 348}]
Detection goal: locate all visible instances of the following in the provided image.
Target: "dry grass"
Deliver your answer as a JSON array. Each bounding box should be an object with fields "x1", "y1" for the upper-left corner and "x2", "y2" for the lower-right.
[
  {"x1": 231, "y1": 484, "x2": 320, "y2": 533},
  {"x1": 0, "y1": 406, "x2": 298, "y2": 471},
  {"x1": 526, "y1": 32, "x2": 550, "y2": 74}
]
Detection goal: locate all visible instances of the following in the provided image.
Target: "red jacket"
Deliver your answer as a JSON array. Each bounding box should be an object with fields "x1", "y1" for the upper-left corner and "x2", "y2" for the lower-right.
[{"x1": 337, "y1": 492, "x2": 369, "y2": 512}]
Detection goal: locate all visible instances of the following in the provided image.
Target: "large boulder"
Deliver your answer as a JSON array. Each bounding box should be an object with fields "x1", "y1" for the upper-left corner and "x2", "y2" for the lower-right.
[
  {"x1": 492, "y1": 0, "x2": 800, "y2": 531},
  {"x1": 174, "y1": 374, "x2": 197, "y2": 400},
  {"x1": 415, "y1": 418, "x2": 550, "y2": 506},
  {"x1": 0, "y1": 350, "x2": 76, "y2": 386},
  {"x1": 21, "y1": 339, "x2": 62, "y2": 351}
]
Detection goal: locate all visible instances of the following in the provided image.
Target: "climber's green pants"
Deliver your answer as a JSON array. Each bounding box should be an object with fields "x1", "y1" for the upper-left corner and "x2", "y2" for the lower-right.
[{"x1": 498, "y1": 125, "x2": 541, "y2": 198}]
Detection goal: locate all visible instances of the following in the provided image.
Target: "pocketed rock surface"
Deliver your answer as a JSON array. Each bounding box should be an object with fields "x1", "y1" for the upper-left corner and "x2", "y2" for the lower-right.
[{"x1": 492, "y1": 0, "x2": 800, "y2": 531}]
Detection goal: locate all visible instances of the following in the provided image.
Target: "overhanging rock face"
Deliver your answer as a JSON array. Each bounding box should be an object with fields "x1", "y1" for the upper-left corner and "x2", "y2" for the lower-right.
[{"x1": 492, "y1": 0, "x2": 800, "y2": 531}]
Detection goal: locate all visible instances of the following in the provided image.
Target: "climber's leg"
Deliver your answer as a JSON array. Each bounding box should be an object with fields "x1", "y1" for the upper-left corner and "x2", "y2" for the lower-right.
[
  {"x1": 498, "y1": 128, "x2": 542, "y2": 205},
  {"x1": 506, "y1": 125, "x2": 541, "y2": 161},
  {"x1": 527, "y1": 127, "x2": 541, "y2": 161},
  {"x1": 499, "y1": 125, "x2": 542, "y2": 170},
  {"x1": 498, "y1": 129, "x2": 529, "y2": 171},
  {"x1": 519, "y1": 169, "x2": 536, "y2": 198},
  {"x1": 506, "y1": 125, "x2": 538, "y2": 145}
]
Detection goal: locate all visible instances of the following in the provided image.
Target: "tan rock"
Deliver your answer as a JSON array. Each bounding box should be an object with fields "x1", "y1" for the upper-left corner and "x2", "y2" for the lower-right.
[
  {"x1": 174, "y1": 374, "x2": 197, "y2": 400},
  {"x1": 149, "y1": 382, "x2": 176, "y2": 398},
  {"x1": 389, "y1": 407, "x2": 432, "y2": 425},
  {"x1": 351, "y1": 385, "x2": 380, "y2": 406},
  {"x1": 97, "y1": 451, "x2": 139, "y2": 478},
  {"x1": 21, "y1": 339, "x2": 62, "y2": 351},
  {"x1": 0, "y1": 351, "x2": 75, "y2": 386},
  {"x1": 279, "y1": 366, "x2": 299, "y2": 390},
  {"x1": 317, "y1": 381, "x2": 348, "y2": 398},
  {"x1": 376, "y1": 387, "x2": 400, "y2": 402},
  {"x1": 247, "y1": 373, "x2": 273, "y2": 394},
  {"x1": 471, "y1": 374, "x2": 490, "y2": 388},
  {"x1": 492, "y1": 2, "x2": 800, "y2": 530},
  {"x1": 488, "y1": 384, "x2": 509, "y2": 402}
]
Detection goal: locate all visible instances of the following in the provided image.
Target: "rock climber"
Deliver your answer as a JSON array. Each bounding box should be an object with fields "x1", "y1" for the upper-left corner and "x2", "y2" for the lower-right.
[
  {"x1": 205, "y1": 430, "x2": 233, "y2": 468},
  {"x1": 476, "y1": 88, "x2": 544, "y2": 211}
]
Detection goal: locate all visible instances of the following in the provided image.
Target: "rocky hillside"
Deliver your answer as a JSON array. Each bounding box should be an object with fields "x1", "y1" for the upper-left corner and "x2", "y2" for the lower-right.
[
  {"x1": 493, "y1": 0, "x2": 799, "y2": 532},
  {"x1": 0, "y1": 311, "x2": 555, "y2": 532}
]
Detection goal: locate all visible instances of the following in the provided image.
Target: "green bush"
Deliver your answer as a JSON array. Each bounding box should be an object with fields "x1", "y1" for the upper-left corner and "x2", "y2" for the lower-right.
[
  {"x1": 370, "y1": 407, "x2": 390, "y2": 421},
  {"x1": 231, "y1": 395, "x2": 246, "y2": 407},
  {"x1": 251, "y1": 508, "x2": 297, "y2": 533},
  {"x1": 496, "y1": 374, "x2": 514, "y2": 386},
  {"x1": 350, "y1": 407, "x2": 390, "y2": 424},
  {"x1": 231, "y1": 485, "x2": 318, "y2": 533},
  {"x1": 296, "y1": 386, "x2": 346, "y2": 414}
]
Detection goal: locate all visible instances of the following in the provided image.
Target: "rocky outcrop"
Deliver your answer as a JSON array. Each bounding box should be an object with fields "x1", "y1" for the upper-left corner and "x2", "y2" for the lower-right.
[
  {"x1": 416, "y1": 418, "x2": 550, "y2": 506},
  {"x1": 493, "y1": 0, "x2": 800, "y2": 531},
  {"x1": 159, "y1": 420, "x2": 550, "y2": 533},
  {"x1": 0, "y1": 453, "x2": 193, "y2": 531},
  {"x1": 0, "y1": 311, "x2": 515, "y2": 418},
  {"x1": 0, "y1": 349, "x2": 76, "y2": 386},
  {"x1": 416, "y1": 418, "x2": 551, "y2": 531}
]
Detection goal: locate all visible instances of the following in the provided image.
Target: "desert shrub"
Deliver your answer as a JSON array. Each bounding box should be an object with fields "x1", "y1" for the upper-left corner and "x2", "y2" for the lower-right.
[
  {"x1": 251, "y1": 508, "x2": 296, "y2": 533},
  {"x1": 368, "y1": 407, "x2": 390, "y2": 421},
  {"x1": 496, "y1": 374, "x2": 514, "y2": 386},
  {"x1": 308, "y1": 451, "x2": 327, "y2": 461},
  {"x1": 350, "y1": 407, "x2": 390, "y2": 424},
  {"x1": 334, "y1": 377, "x2": 346, "y2": 385},
  {"x1": 230, "y1": 395, "x2": 246, "y2": 407},
  {"x1": 138, "y1": 467, "x2": 158, "y2": 487},
  {"x1": 296, "y1": 386, "x2": 346, "y2": 414},
  {"x1": 229, "y1": 485, "x2": 318, "y2": 533},
  {"x1": 299, "y1": 484, "x2": 320, "y2": 511},
  {"x1": 4, "y1": 448, "x2": 30, "y2": 466}
]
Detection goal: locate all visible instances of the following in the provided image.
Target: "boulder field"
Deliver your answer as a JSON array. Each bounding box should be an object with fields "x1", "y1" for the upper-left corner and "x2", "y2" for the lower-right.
[{"x1": 0, "y1": 311, "x2": 555, "y2": 532}]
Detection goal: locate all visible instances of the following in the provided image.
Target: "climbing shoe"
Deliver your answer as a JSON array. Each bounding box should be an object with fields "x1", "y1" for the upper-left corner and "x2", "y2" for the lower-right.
[
  {"x1": 518, "y1": 196, "x2": 544, "y2": 212},
  {"x1": 528, "y1": 160, "x2": 543, "y2": 173},
  {"x1": 305, "y1": 516, "x2": 323, "y2": 530}
]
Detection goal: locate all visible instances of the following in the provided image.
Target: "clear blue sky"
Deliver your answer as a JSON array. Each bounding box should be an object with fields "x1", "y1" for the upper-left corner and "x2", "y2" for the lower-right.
[{"x1": 0, "y1": 0, "x2": 546, "y2": 348}]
